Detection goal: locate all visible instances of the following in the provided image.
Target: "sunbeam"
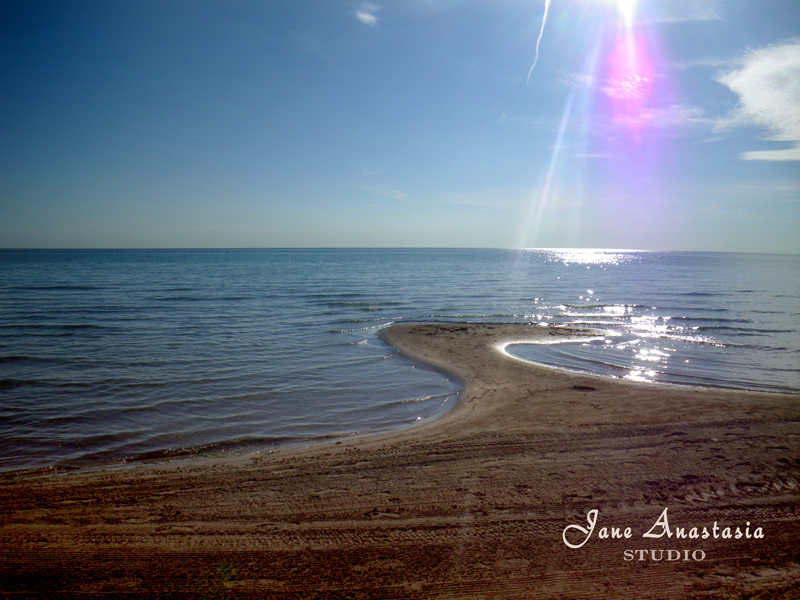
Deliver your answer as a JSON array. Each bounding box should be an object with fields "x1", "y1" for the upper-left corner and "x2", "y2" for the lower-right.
[{"x1": 520, "y1": 92, "x2": 575, "y2": 247}]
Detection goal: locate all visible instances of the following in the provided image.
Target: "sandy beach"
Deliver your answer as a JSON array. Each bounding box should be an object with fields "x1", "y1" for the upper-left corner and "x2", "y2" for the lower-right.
[{"x1": 1, "y1": 322, "x2": 799, "y2": 598}]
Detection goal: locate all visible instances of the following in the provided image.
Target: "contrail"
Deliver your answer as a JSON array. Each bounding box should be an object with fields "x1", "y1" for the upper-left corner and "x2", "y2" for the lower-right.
[{"x1": 526, "y1": 0, "x2": 551, "y2": 85}]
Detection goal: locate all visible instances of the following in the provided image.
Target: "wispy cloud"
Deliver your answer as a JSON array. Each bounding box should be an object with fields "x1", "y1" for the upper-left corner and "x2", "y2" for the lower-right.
[
  {"x1": 502, "y1": 100, "x2": 709, "y2": 138},
  {"x1": 559, "y1": 69, "x2": 651, "y2": 98},
  {"x1": 354, "y1": 3, "x2": 380, "y2": 27},
  {"x1": 572, "y1": 152, "x2": 621, "y2": 160},
  {"x1": 497, "y1": 111, "x2": 556, "y2": 131},
  {"x1": 556, "y1": 71, "x2": 712, "y2": 132},
  {"x1": 670, "y1": 57, "x2": 732, "y2": 70},
  {"x1": 292, "y1": 32, "x2": 329, "y2": 60},
  {"x1": 558, "y1": 69, "x2": 660, "y2": 101},
  {"x1": 639, "y1": 0, "x2": 723, "y2": 24},
  {"x1": 732, "y1": 182, "x2": 800, "y2": 197},
  {"x1": 696, "y1": 135, "x2": 729, "y2": 144},
  {"x1": 716, "y1": 39, "x2": 800, "y2": 161},
  {"x1": 354, "y1": 184, "x2": 409, "y2": 202},
  {"x1": 557, "y1": 72, "x2": 597, "y2": 89},
  {"x1": 663, "y1": 178, "x2": 800, "y2": 200},
  {"x1": 443, "y1": 189, "x2": 529, "y2": 210}
]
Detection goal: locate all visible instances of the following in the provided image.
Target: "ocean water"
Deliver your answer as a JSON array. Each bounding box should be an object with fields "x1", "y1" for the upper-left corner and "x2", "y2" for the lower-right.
[{"x1": 1, "y1": 248, "x2": 798, "y2": 474}]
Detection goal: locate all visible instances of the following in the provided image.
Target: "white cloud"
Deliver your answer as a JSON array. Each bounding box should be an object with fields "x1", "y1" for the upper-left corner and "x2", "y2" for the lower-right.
[
  {"x1": 611, "y1": 104, "x2": 712, "y2": 130},
  {"x1": 354, "y1": 3, "x2": 380, "y2": 27},
  {"x1": 670, "y1": 57, "x2": 732, "y2": 70},
  {"x1": 557, "y1": 72, "x2": 596, "y2": 89},
  {"x1": 716, "y1": 39, "x2": 800, "y2": 161},
  {"x1": 739, "y1": 147, "x2": 800, "y2": 161}
]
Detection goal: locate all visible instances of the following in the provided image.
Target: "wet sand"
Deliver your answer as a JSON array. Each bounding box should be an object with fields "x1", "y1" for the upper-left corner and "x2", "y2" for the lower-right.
[{"x1": 1, "y1": 323, "x2": 799, "y2": 598}]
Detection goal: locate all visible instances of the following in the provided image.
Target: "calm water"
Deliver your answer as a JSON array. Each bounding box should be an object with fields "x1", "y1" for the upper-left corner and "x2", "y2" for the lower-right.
[{"x1": 1, "y1": 249, "x2": 798, "y2": 473}]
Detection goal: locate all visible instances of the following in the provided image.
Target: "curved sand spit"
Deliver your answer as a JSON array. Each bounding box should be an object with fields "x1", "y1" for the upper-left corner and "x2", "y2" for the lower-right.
[{"x1": 1, "y1": 323, "x2": 799, "y2": 598}]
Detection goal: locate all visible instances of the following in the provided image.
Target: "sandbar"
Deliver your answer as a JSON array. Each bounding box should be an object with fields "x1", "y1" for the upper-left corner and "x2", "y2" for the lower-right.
[{"x1": 1, "y1": 323, "x2": 799, "y2": 598}]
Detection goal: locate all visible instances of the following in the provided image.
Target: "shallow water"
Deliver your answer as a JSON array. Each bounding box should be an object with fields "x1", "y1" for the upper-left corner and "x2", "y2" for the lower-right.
[{"x1": 1, "y1": 248, "x2": 798, "y2": 472}]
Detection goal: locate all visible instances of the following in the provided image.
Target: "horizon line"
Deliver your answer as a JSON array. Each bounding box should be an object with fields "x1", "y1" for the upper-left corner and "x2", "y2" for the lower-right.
[{"x1": 1, "y1": 247, "x2": 798, "y2": 256}]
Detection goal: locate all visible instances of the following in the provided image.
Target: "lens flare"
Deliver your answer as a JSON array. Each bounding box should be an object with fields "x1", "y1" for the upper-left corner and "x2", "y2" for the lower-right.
[
  {"x1": 520, "y1": 0, "x2": 670, "y2": 247},
  {"x1": 605, "y1": 32, "x2": 655, "y2": 130}
]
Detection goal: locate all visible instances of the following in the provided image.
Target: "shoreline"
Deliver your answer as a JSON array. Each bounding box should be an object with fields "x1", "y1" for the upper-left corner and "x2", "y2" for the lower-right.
[
  {"x1": 2, "y1": 323, "x2": 799, "y2": 598},
  {"x1": 501, "y1": 337, "x2": 800, "y2": 396}
]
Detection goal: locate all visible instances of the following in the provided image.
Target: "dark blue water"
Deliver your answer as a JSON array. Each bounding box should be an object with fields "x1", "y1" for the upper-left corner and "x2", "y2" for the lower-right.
[{"x1": 1, "y1": 249, "x2": 798, "y2": 473}]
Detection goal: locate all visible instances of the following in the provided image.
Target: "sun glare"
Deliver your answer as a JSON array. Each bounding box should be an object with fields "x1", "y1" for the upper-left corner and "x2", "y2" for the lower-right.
[
  {"x1": 592, "y1": 0, "x2": 639, "y2": 28},
  {"x1": 616, "y1": 0, "x2": 638, "y2": 28}
]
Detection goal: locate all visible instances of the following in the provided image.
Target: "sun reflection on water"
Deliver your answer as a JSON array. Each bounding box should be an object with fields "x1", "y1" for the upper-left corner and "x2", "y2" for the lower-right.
[{"x1": 527, "y1": 248, "x2": 641, "y2": 265}]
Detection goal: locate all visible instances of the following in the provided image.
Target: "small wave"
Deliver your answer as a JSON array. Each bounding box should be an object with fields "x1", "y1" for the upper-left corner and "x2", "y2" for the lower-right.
[
  {"x1": 547, "y1": 318, "x2": 621, "y2": 325},
  {"x1": 324, "y1": 300, "x2": 405, "y2": 308},
  {"x1": 554, "y1": 313, "x2": 634, "y2": 320},
  {"x1": 654, "y1": 334, "x2": 729, "y2": 347},
  {"x1": 670, "y1": 316, "x2": 752, "y2": 325},
  {"x1": 0, "y1": 378, "x2": 38, "y2": 389},
  {"x1": 402, "y1": 395, "x2": 434, "y2": 403},
  {"x1": 694, "y1": 325, "x2": 793, "y2": 334},
  {"x1": 123, "y1": 434, "x2": 324, "y2": 463},
  {"x1": 14, "y1": 285, "x2": 100, "y2": 291},
  {"x1": 410, "y1": 313, "x2": 514, "y2": 321},
  {"x1": 658, "y1": 305, "x2": 730, "y2": 313},
  {"x1": 558, "y1": 303, "x2": 653, "y2": 311},
  {"x1": 125, "y1": 446, "x2": 203, "y2": 462},
  {"x1": 0, "y1": 355, "x2": 42, "y2": 364},
  {"x1": 331, "y1": 321, "x2": 394, "y2": 333},
  {"x1": 154, "y1": 296, "x2": 208, "y2": 302},
  {"x1": 339, "y1": 317, "x2": 390, "y2": 324},
  {"x1": 0, "y1": 323, "x2": 106, "y2": 331}
]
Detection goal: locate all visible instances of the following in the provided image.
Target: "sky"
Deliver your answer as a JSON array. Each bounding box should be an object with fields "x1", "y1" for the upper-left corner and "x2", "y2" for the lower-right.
[{"x1": 1, "y1": 0, "x2": 798, "y2": 252}]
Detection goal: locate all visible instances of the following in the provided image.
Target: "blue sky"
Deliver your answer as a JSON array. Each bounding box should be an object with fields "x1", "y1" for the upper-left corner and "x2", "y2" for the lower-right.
[{"x1": 1, "y1": 0, "x2": 798, "y2": 252}]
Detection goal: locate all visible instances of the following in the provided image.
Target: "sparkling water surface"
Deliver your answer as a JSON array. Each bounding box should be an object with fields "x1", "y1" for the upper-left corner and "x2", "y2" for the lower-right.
[{"x1": 1, "y1": 249, "x2": 798, "y2": 473}]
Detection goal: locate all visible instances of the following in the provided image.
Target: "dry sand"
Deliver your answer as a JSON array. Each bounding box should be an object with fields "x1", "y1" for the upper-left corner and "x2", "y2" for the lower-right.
[{"x1": 1, "y1": 323, "x2": 799, "y2": 599}]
